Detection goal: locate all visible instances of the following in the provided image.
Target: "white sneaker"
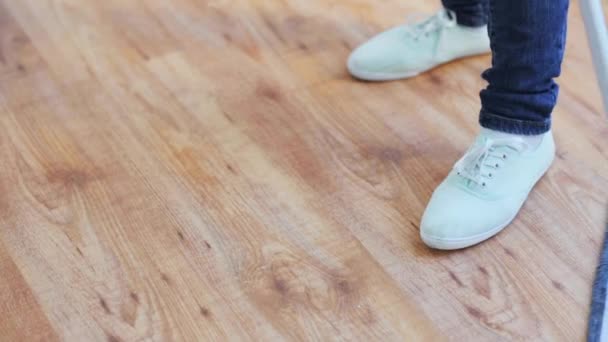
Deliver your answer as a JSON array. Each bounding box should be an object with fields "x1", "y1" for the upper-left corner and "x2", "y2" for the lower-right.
[
  {"x1": 347, "y1": 9, "x2": 490, "y2": 81},
  {"x1": 420, "y1": 130, "x2": 555, "y2": 250}
]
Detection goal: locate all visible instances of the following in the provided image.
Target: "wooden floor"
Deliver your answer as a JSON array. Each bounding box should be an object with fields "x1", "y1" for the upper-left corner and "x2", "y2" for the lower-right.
[{"x1": 0, "y1": 0, "x2": 606, "y2": 340}]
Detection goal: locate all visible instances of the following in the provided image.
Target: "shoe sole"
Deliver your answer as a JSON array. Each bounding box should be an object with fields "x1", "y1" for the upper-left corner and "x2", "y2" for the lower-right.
[
  {"x1": 420, "y1": 155, "x2": 555, "y2": 250},
  {"x1": 347, "y1": 51, "x2": 490, "y2": 82}
]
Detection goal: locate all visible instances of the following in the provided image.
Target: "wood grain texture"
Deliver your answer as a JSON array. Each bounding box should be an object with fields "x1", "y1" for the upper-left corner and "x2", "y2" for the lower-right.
[{"x1": 0, "y1": 0, "x2": 605, "y2": 341}]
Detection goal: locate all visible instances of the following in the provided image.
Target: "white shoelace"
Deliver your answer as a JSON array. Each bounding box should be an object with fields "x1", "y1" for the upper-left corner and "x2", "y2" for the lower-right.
[
  {"x1": 453, "y1": 137, "x2": 527, "y2": 187},
  {"x1": 403, "y1": 9, "x2": 457, "y2": 40}
]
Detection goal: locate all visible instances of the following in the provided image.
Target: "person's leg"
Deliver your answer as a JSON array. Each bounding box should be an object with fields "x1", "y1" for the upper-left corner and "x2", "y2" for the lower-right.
[
  {"x1": 420, "y1": 0, "x2": 569, "y2": 250},
  {"x1": 442, "y1": 0, "x2": 489, "y2": 28},
  {"x1": 479, "y1": 0, "x2": 569, "y2": 134}
]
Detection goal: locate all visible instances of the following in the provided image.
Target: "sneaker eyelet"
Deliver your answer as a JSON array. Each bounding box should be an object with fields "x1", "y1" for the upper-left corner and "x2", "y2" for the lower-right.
[
  {"x1": 495, "y1": 163, "x2": 499, "y2": 168},
  {"x1": 482, "y1": 182, "x2": 486, "y2": 187},
  {"x1": 488, "y1": 173, "x2": 492, "y2": 178},
  {"x1": 503, "y1": 154, "x2": 507, "y2": 159}
]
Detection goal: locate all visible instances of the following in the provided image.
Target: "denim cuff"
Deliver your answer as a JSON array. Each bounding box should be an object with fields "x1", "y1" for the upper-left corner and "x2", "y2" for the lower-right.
[
  {"x1": 455, "y1": 16, "x2": 488, "y2": 28},
  {"x1": 442, "y1": 0, "x2": 489, "y2": 28},
  {"x1": 479, "y1": 110, "x2": 551, "y2": 135}
]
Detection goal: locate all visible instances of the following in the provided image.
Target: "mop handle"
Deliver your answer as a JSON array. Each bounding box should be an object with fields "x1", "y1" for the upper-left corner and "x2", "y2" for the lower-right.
[{"x1": 580, "y1": 0, "x2": 608, "y2": 114}]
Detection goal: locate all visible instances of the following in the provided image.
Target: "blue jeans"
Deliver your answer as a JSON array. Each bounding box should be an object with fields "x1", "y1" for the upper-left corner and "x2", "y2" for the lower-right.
[{"x1": 442, "y1": 0, "x2": 569, "y2": 134}]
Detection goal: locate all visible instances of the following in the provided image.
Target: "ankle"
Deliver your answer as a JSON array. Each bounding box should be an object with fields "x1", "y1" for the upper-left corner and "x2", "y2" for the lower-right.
[{"x1": 480, "y1": 127, "x2": 547, "y2": 149}]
